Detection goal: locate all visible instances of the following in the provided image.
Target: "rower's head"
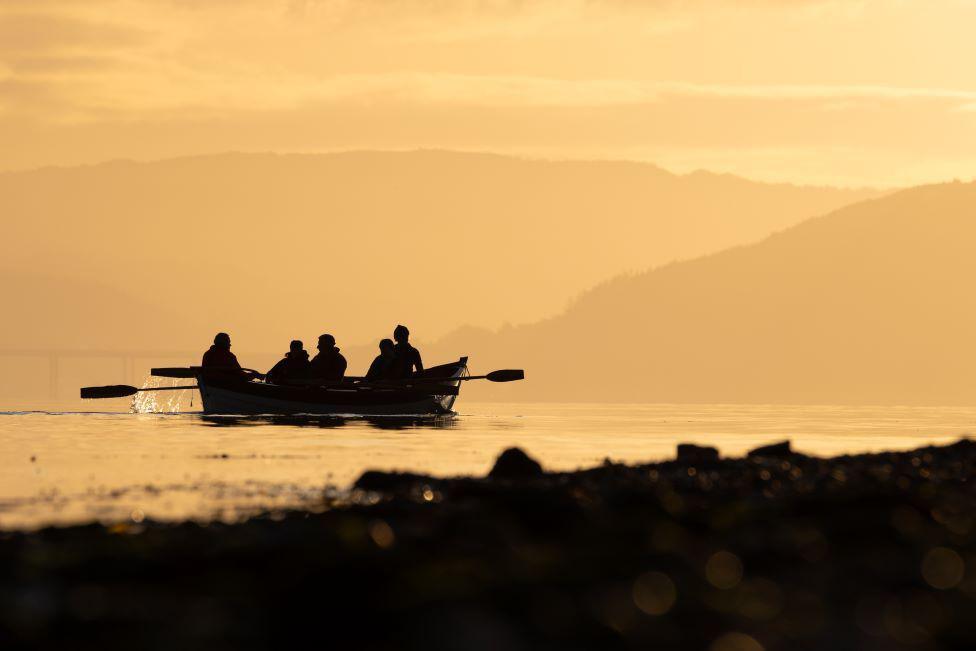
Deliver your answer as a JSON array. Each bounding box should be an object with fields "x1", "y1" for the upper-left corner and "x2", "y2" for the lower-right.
[
  {"x1": 289, "y1": 340, "x2": 304, "y2": 353},
  {"x1": 318, "y1": 334, "x2": 336, "y2": 351},
  {"x1": 214, "y1": 332, "x2": 231, "y2": 349},
  {"x1": 393, "y1": 324, "x2": 410, "y2": 344},
  {"x1": 379, "y1": 338, "x2": 395, "y2": 357}
]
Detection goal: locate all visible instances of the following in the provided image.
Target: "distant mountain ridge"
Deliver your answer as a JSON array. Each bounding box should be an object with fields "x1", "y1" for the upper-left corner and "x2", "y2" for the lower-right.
[
  {"x1": 423, "y1": 181, "x2": 976, "y2": 405},
  {"x1": 0, "y1": 150, "x2": 879, "y2": 353}
]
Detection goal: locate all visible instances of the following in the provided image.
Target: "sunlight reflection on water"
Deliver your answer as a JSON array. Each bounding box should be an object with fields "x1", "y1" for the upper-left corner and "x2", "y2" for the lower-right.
[{"x1": 0, "y1": 402, "x2": 973, "y2": 529}]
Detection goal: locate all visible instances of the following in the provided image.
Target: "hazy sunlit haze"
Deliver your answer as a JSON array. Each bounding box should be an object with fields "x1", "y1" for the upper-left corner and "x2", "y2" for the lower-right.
[
  {"x1": 3, "y1": 1, "x2": 976, "y2": 186},
  {"x1": 3, "y1": 0, "x2": 975, "y2": 406},
  {"x1": 0, "y1": 151, "x2": 877, "y2": 342},
  {"x1": 432, "y1": 182, "x2": 976, "y2": 404}
]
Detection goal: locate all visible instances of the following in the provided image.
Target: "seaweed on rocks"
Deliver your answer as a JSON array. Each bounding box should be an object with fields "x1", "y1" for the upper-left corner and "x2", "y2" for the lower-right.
[{"x1": 3, "y1": 440, "x2": 976, "y2": 650}]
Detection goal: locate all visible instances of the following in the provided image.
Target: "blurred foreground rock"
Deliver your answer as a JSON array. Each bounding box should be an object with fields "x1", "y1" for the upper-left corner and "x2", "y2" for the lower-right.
[
  {"x1": 677, "y1": 443, "x2": 720, "y2": 464},
  {"x1": 4, "y1": 440, "x2": 976, "y2": 650},
  {"x1": 747, "y1": 441, "x2": 794, "y2": 458},
  {"x1": 488, "y1": 447, "x2": 545, "y2": 479}
]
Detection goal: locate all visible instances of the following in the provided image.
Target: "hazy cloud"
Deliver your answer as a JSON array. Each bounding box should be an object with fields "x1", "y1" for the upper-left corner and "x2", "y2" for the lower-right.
[
  {"x1": 7, "y1": 55, "x2": 118, "y2": 74},
  {"x1": 6, "y1": 64, "x2": 976, "y2": 118},
  {"x1": 1, "y1": 0, "x2": 974, "y2": 186},
  {"x1": 0, "y1": 13, "x2": 147, "y2": 54}
]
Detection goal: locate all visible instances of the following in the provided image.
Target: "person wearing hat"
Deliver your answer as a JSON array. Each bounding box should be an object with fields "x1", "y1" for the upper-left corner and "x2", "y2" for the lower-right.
[
  {"x1": 391, "y1": 324, "x2": 424, "y2": 378},
  {"x1": 309, "y1": 333, "x2": 347, "y2": 381}
]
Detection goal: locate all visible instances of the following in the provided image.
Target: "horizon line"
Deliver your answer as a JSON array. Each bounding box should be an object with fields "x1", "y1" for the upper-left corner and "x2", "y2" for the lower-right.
[{"x1": 0, "y1": 147, "x2": 897, "y2": 193}]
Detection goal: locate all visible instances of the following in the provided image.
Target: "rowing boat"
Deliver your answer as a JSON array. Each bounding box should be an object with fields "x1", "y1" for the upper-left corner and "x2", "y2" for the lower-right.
[
  {"x1": 81, "y1": 357, "x2": 523, "y2": 414},
  {"x1": 193, "y1": 357, "x2": 469, "y2": 415}
]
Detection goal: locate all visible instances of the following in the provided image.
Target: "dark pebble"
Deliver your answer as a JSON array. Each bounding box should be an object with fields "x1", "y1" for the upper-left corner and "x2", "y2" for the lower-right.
[{"x1": 355, "y1": 470, "x2": 436, "y2": 492}]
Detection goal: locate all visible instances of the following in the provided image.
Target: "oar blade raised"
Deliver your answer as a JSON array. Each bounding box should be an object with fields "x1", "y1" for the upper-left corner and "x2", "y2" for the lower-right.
[
  {"x1": 485, "y1": 369, "x2": 525, "y2": 383},
  {"x1": 80, "y1": 385, "x2": 139, "y2": 399},
  {"x1": 151, "y1": 367, "x2": 197, "y2": 379}
]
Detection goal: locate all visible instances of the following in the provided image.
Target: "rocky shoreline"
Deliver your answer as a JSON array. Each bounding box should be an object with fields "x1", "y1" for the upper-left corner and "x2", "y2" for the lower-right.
[{"x1": 3, "y1": 440, "x2": 976, "y2": 650}]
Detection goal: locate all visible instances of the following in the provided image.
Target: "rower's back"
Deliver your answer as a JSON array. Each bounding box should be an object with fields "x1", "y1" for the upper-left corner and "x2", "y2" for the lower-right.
[
  {"x1": 391, "y1": 324, "x2": 424, "y2": 378},
  {"x1": 202, "y1": 332, "x2": 241, "y2": 369},
  {"x1": 309, "y1": 334, "x2": 347, "y2": 381}
]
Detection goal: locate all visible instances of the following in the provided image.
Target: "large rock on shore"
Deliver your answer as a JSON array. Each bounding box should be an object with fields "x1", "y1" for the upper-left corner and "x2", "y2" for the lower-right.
[
  {"x1": 676, "y1": 443, "x2": 719, "y2": 464},
  {"x1": 487, "y1": 447, "x2": 544, "y2": 480},
  {"x1": 747, "y1": 440, "x2": 794, "y2": 458}
]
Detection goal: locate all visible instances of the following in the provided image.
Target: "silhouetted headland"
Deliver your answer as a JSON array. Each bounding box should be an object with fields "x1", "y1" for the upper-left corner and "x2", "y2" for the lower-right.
[
  {"x1": 425, "y1": 180, "x2": 976, "y2": 405},
  {"x1": 0, "y1": 152, "x2": 880, "y2": 352},
  {"x1": 4, "y1": 439, "x2": 976, "y2": 650}
]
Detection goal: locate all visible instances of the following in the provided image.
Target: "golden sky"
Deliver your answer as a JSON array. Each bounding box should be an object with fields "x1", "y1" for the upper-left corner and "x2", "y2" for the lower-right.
[{"x1": 2, "y1": 0, "x2": 976, "y2": 186}]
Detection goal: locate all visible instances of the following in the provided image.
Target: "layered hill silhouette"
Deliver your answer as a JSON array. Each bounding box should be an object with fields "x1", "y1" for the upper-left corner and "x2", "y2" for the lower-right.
[
  {"x1": 422, "y1": 181, "x2": 976, "y2": 405},
  {"x1": 0, "y1": 150, "x2": 876, "y2": 352}
]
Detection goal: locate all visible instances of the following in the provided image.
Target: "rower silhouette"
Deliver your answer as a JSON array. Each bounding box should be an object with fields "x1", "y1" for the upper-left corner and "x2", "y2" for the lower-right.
[
  {"x1": 200, "y1": 332, "x2": 246, "y2": 379},
  {"x1": 309, "y1": 334, "x2": 347, "y2": 381},
  {"x1": 267, "y1": 340, "x2": 310, "y2": 384},
  {"x1": 201, "y1": 332, "x2": 245, "y2": 379},
  {"x1": 391, "y1": 324, "x2": 423, "y2": 378},
  {"x1": 365, "y1": 338, "x2": 396, "y2": 380}
]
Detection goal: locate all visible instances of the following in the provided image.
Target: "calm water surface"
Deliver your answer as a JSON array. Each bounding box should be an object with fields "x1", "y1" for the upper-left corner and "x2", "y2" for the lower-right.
[{"x1": 2, "y1": 401, "x2": 974, "y2": 530}]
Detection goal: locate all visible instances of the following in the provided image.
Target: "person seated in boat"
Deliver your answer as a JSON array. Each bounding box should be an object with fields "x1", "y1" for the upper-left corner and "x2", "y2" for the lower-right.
[
  {"x1": 365, "y1": 338, "x2": 397, "y2": 381},
  {"x1": 266, "y1": 340, "x2": 310, "y2": 384},
  {"x1": 391, "y1": 324, "x2": 424, "y2": 378},
  {"x1": 201, "y1": 332, "x2": 243, "y2": 371},
  {"x1": 308, "y1": 333, "x2": 347, "y2": 381}
]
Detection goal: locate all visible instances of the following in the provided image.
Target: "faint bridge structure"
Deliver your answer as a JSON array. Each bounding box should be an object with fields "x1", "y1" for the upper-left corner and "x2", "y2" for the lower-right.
[{"x1": 0, "y1": 349, "x2": 200, "y2": 398}]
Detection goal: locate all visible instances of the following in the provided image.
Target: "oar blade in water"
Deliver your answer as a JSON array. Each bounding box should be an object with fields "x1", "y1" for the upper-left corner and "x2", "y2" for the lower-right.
[
  {"x1": 80, "y1": 385, "x2": 139, "y2": 399},
  {"x1": 485, "y1": 369, "x2": 525, "y2": 382}
]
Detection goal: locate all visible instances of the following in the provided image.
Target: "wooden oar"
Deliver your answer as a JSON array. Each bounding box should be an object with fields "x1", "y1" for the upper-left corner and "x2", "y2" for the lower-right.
[
  {"x1": 83, "y1": 368, "x2": 522, "y2": 399},
  {"x1": 151, "y1": 367, "x2": 264, "y2": 379},
  {"x1": 151, "y1": 367, "x2": 524, "y2": 383},
  {"x1": 468, "y1": 369, "x2": 524, "y2": 382},
  {"x1": 150, "y1": 367, "x2": 196, "y2": 378},
  {"x1": 80, "y1": 384, "x2": 198, "y2": 399},
  {"x1": 321, "y1": 370, "x2": 525, "y2": 384}
]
